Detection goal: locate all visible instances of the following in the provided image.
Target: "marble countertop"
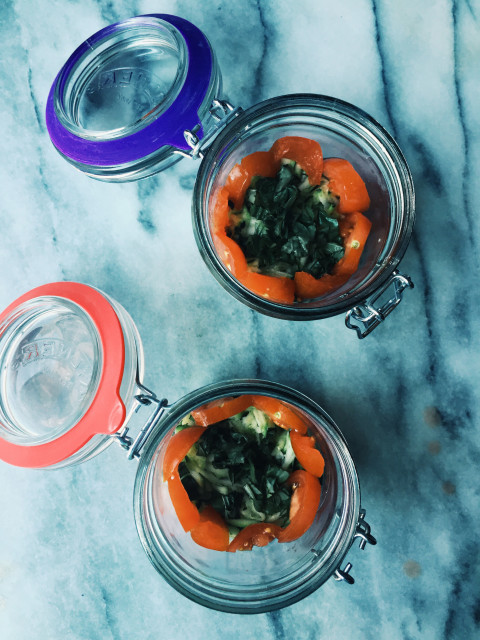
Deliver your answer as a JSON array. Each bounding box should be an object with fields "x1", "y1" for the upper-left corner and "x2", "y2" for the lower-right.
[{"x1": 0, "y1": 1, "x2": 479, "y2": 638}]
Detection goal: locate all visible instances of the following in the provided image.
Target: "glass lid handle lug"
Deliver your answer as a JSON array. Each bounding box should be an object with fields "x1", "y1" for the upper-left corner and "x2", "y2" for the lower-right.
[
  {"x1": 333, "y1": 510, "x2": 376, "y2": 586},
  {"x1": 114, "y1": 382, "x2": 168, "y2": 461},
  {"x1": 345, "y1": 270, "x2": 414, "y2": 339},
  {"x1": 209, "y1": 99, "x2": 236, "y2": 121},
  {"x1": 354, "y1": 508, "x2": 377, "y2": 549},
  {"x1": 175, "y1": 99, "x2": 242, "y2": 160},
  {"x1": 334, "y1": 562, "x2": 355, "y2": 585}
]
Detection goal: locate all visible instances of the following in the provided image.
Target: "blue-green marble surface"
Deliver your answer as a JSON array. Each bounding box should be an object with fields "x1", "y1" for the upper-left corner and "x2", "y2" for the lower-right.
[{"x1": 0, "y1": 1, "x2": 479, "y2": 638}]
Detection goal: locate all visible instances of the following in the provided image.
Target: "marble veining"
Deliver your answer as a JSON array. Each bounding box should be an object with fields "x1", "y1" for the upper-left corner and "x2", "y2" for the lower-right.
[{"x1": 0, "y1": 1, "x2": 479, "y2": 639}]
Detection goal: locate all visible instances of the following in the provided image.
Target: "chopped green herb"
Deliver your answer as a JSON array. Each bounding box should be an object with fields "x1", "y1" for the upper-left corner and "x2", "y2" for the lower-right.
[
  {"x1": 228, "y1": 161, "x2": 344, "y2": 279},
  {"x1": 179, "y1": 407, "x2": 298, "y2": 528}
]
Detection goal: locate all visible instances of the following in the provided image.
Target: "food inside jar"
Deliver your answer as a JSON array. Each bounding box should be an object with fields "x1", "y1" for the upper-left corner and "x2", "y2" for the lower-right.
[
  {"x1": 162, "y1": 396, "x2": 324, "y2": 552},
  {"x1": 211, "y1": 137, "x2": 372, "y2": 304}
]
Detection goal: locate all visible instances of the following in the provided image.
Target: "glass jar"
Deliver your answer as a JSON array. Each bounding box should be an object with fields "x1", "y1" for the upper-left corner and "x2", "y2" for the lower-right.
[
  {"x1": 193, "y1": 95, "x2": 415, "y2": 324},
  {"x1": 0, "y1": 283, "x2": 375, "y2": 612},
  {"x1": 135, "y1": 379, "x2": 373, "y2": 613},
  {"x1": 46, "y1": 14, "x2": 415, "y2": 337}
]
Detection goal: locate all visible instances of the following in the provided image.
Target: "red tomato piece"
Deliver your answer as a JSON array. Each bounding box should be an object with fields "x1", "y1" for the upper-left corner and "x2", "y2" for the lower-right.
[
  {"x1": 162, "y1": 426, "x2": 205, "y2": 481},
  {"x1": 333, "y1": 211, "x2": 372, "y2": 277},
  {"x1": 212, "y1": 233, "x2": 248, "y2": 279},
  {"x1": 250, "y1": 396, "x2": 308, "y2": 434},
  {"x1": 191, "y1": 396, "x2": 254, "y2": 427},
  {"x1": 212, "y1": 232, "x2": 294, "y2": 303},
  {"x1": 167, "y1": 469, "x2": 200, "y2": 532},
  {"x1": 241, "y1": 150, "x2": 279, "y2": 180},
  {"x1": 323, "y1": 158, "x2": 370, "y2": 214},
  {"x1": 242, "y1": 271, "x2": 295, "y2": 305},
  {"x1": 190, "y1": 505, "x2": 230, "y2": 551},
  {"x1": 228, "y1": 523, "x2": 282, "y2": 552},
  {"x1": 290, "y1": 431, "x2": 325, "y2": 478},
  {"x1": 163, "y1": 427, "x2": 205, "y2": 532},
  {"x1": 211, "y1": 187, "x2": 230, "y2": 234},
  {"x1": 277, "y1": 470, "x2": 321, "y2": 543},
  {"x1": 225, "y1": 163, "x2": 250, "y2": 210},
  {"x1": 225, "y1": 151, "x2": 279, "y2": 210},
  {"x1": 270, "y1": 136, "x2": 324, "y2": 185},
  {"x1": 294, "y1": 271, "x2": 348, "y2": 300}
]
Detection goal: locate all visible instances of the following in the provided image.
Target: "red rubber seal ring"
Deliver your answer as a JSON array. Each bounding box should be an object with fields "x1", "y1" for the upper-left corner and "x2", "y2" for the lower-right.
[{"x1": 0, "y1": 283, "x2": 126, "y2": 468}]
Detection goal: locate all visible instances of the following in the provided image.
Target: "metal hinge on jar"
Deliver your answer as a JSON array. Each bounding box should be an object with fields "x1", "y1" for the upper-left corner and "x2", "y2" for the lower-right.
[
  {"x1": 179, "y1": 99, "x2": 243, "y2": 160},
  {"x1": 334, "y1": 509, "x2": 377, "y2": 585},
  {"x1": 345, "y1": 270, "x2": 414, "y2": 339},
  {"x1": 114, "y1": 383, "x2": 168, "y2": 460}
]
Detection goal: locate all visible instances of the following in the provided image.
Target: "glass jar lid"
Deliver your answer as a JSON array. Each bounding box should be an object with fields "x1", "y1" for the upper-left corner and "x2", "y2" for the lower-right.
[
  {"x1": 0, "y1": 283, "x2": 126, "y2": 467},
  {"x1": 46, "y1": 14, "x2": 217, "y2": 177},
  {"x1": 132, "y1": 379, "x2": 372, "y2": 612}
]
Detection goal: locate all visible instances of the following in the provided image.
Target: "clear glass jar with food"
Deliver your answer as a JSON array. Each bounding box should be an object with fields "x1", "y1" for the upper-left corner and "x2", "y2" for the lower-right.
[
  {"x1": 46, "y1": 14, "x2": 414, "y2": 338},
  {"x1": 0, "y1": 283, "x2": 375, "y2": 612}
]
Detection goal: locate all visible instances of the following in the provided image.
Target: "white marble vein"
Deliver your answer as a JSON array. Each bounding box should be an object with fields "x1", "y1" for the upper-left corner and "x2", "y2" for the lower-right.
[{"x1": 0, "y1": 0, "x2": 479, "y2": 638}]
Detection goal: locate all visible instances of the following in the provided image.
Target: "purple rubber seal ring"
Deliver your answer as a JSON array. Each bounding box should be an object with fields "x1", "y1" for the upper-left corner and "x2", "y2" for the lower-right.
[{"x1": 45, "y1": 14, "x2": 213, "y2": 167}]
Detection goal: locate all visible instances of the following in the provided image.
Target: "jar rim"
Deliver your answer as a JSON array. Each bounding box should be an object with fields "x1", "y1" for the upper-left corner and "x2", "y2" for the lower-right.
[
  {"x1": 133, "y1": 378, "x2": 361, "y2": 613},
  {"x1": 192, "y1": 93, "x2": 415, "y2": 321}
]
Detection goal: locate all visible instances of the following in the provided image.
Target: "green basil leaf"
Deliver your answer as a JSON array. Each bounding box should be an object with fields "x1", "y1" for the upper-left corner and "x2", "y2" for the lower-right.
[{"x1": 231, "y1": 161, "x2": 344, "y2": 279}]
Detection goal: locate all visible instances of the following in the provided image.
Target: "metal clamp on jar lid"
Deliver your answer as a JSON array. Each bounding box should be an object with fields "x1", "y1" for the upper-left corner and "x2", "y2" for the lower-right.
[
  {"x1": 46, "y1": 15, "x2": 414, "y2": 336},
  {"x1": 0, "y1": 283, "x2": 375, "y2": 612}
]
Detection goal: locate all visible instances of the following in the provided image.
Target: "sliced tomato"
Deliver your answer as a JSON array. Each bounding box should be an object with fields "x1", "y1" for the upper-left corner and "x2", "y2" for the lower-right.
[
  {"x1": 290, "y1": 431, "x2": 325, "y2": 478},
  {"x1": 333, "y1": 211, "x2": 372, "y2": 277},
  {"x1": 167, "y1": 469, "x2": 200, "y2": 532},
  {"x1": 211, "y1": 187, "x2": 230, "y2": 234},
  {"x1": 270, "y1": 136, "x2": 324, "y2": 185},
  {"x1": 228, "y1": 523, "x2": 282, "y2": 552},
  {"x1": 192, "y1": 395, "x2": 253, "y2": 427},
  {"x1": 225, "y1": 163, "x2": 250, "y2": 210},
  {"x1": 323, "y1": 158, "x2": 370, "y2": 214},
  {"x1": 212, "y1": 233, "x2": 248, "y2": 278},
  {"x1": 242, "y1": 271, "x2": 295, "y2": 305},
  {"x1": 225, "y1": 151, "x2": 279, "y2": 210},
  {"x1": 162, "y1": 426, "x2": 205, "y2": 481},
  {"x1": 251, "y1": 396, "x2": 308, "y2": 434},
  {"x1": 241, "y1": 150, "x2": 278, "y2": 180},
  {"x1": 190, "y1": 505, "x2": 230, "y2": 551},
  {"x1": 277, "y1": 470, "x2": 321, "y2": 543},
  {"x1": 294, "y1": 271, "x2": 347, "y2": 300},
  {"x1": 212, "y1": 231, "x2": 294, "y2": 303},
  {"x1": 163, "y1": 427, "x2": 205, "y2": 532}
]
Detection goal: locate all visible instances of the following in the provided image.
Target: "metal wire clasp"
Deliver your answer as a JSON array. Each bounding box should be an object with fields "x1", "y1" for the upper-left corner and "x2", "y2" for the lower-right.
[
  {"x1": 354, "y1": 509, "x2": 377, "y2": 549},
  {"x1": 114, "y1": 382, "x2": 168, "y2": 460},
  {"x1": 345, "y1": 270, "x2": 414, "y2": 338},
  {"x1": 334, "y1": 509, "x2": 377, "y2": 585},
  {"x1": 180, "y1": 99, "x2": 242, "y2": 160},
  {"x1": 334, "y1": 562, "x2": 355, "y2": 585}
]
